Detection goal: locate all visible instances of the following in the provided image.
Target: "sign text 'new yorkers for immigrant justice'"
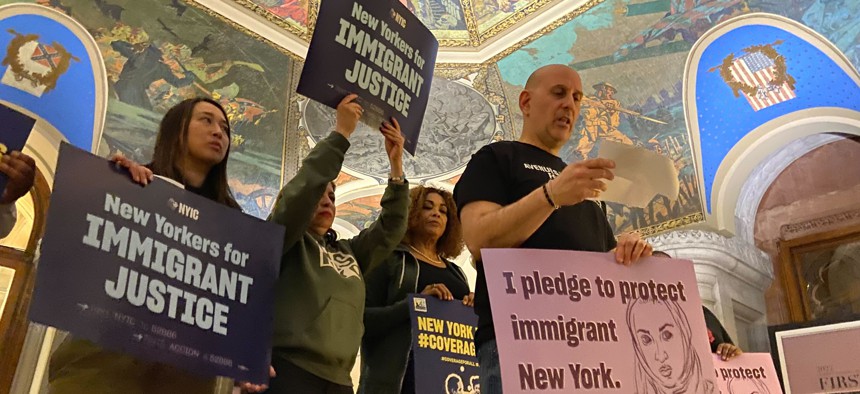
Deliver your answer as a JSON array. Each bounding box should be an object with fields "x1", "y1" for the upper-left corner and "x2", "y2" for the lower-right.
[
  {"x1": 297, "y1": 0, "x2": 438, "y2": 155},
  {"x1": 29, "y1": 144, "x2": 284, "y2": 384}
]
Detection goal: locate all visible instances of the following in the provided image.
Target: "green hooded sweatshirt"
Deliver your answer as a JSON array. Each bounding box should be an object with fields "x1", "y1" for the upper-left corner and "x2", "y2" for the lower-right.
[{"x1": 267, "y1": 131, "x2": 408, "y2": 386}]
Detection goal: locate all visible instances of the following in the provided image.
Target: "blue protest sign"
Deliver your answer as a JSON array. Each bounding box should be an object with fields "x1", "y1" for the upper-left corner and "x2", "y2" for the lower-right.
[
  {"x1": 298, "y1": 0, "x2": 438, "y2": 155},
  {"x1": 30, "y1": 143, "x2": 284, "y2": 384}
]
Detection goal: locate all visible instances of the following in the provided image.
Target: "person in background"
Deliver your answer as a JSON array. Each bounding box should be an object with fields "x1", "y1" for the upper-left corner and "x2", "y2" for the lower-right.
[
  {"x1": 359, "y1": 185, "x2": 472, "y2": 394},
  {"x1": 0, "y1": 150, "x2": 36, "y2": 238}
]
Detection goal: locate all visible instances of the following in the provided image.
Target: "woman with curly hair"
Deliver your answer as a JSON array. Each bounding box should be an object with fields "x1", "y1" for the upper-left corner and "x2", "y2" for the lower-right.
[{"x1": 358, "y1": 185, "x2": 473, "y2": 394}]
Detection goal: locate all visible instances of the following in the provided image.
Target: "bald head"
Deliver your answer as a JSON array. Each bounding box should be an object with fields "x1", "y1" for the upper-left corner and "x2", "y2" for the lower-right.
[
  {"x1": 524, "y1": 64, "x2": 581, "y2": 90},
  {"x1": 518, "y1": 64, "x2": 584, "y2": 154}
]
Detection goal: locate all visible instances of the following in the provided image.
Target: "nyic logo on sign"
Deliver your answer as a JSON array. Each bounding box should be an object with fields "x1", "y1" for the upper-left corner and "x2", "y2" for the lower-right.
[
  {"x1": 390, "y1": 8, "x2": 406, "y2": 28},
  {"x1": 413, "y1": 297, "x2": 427, "y2": 313},
  {"x1": 168, "y1": 198, "x2": 199, "y2": 221}
]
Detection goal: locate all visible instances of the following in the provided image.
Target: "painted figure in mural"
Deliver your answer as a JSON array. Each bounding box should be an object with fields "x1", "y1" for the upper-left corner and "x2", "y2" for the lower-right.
[
  {"x1": 257, "y1": 0, "x2": 308, "y2": 25},
  {"x1": 160, "y1": 41, "x2": 263, "y2": 85},
  {"x1": 455, "y1": 64, "x2": 653, "y2": 394},
  {"x1": 48, "y1": 98, "x2": 241, "y2": 394},
  {"x1": 359, "y1": 185, "x2": 472, "y2": 394},
  {"x1": 304, "y1": 78, "x2": 495, "y2": 179},
  {"x1": 110, "y1": 39, "x2": 196, "y2": 110},
  {"x1": 614, "y1": 0, "x2": 748, "y2": 60},
  {"x1": 627, "y1": 297, "x2": 716, "y2": 394},
  {"x1": 153, "y1": 42, "x2": 266, "y2": 115},
  {"x1": 423, "y1": 80, "x2": 496, "y2": 171},
  {"x1": 0, "y1": 150, "x2": 36, "y2": 238},
  {"x1": 100, "y1": 21, "x2": 267, "y2": 115},
  {"x1": 95, "y1": 24, "x2": 148, "y2": 81},
  {"x1": 407, "y1": 0, "x2": 466, "y2": 30},
  {"x1": 575, "y1": 82, "x2": 633, "y2": 159},
  {"x1": 211, "y1": 84, "x2": 276, "y2": 142},
  {"x1": 473, "y1": 0, "x2": 515, "y2": 16}
]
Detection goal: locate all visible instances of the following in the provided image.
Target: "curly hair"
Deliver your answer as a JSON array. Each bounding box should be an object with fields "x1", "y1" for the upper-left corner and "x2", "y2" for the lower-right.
[{"x1": 402, "y1": 186, "x2": 464, "y2": 259}]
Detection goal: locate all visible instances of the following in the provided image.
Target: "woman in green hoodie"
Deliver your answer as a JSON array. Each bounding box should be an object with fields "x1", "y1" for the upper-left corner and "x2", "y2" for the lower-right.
[{"x1": 243, "y1": 94, "x2": 409, "y2": 394}]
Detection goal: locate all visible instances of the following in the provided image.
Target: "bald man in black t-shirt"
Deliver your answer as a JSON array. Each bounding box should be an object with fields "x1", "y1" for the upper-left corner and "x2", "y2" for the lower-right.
[{"x1": 454, "y1": 64, "x2": 654, "y2": 393}]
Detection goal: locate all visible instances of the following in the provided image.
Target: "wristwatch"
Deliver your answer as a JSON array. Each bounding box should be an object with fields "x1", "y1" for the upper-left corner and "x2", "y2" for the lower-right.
[{"x1": 388, "y1": 175, "x2": 407, "y2": 184}]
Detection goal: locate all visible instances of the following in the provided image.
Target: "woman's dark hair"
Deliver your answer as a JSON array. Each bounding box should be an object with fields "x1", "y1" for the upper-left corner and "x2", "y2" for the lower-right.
[
  {"x1": 150, "y1": 97, "x2": 240, "y2": 209},
  {"x1": 323, "y1": 182, "x2": 338, "y2": 244}
]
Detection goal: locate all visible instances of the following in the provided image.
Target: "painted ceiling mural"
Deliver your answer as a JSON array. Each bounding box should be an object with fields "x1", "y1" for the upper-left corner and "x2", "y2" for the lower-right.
[
  {"x1": 14, "y1": 0, "x2": 860, "y2": 234},
  {"x1": 8, "y1": 0, "x2": 296, "y2": 219},
  {"x1": 241, "y1": 0, "x2": 314, "y2": 39},
  {"x1": 317, "y1": 0, "x2": 860, "y2": 236},
  {"x1": 239, "y1": 0, "x2": 555, "y2": 46},
  {"x1": 301, "y1": 67, "x2": 508, "y2": 180},
  {"x1": 494, "y1": 0, "x2": 860, "y2": 235}
]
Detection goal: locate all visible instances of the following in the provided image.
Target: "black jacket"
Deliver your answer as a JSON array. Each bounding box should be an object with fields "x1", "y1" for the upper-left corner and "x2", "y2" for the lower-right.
[
  {"x1": 358, "y1": 245, "x2": 468, "y2": 394},
  {"x1": 703, "y1": 306, "x2": 734, "y2": 353}
]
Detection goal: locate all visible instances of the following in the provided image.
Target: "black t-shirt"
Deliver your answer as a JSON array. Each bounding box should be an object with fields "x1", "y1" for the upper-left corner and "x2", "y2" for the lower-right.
[
  {"x1": 416, "y1": 260, "x2": 471, "y2": 300},
  {"x1": 454, "y1": 141, "x2": 617, "y2": 346}
]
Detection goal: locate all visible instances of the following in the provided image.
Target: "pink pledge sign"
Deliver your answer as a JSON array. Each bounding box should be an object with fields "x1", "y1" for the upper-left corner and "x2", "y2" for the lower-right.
[
  {"x1": 712, "y1": 353, "x2": 783, "y2": 394},
  {"x1": 482, "y1": 249, "x2": 716, "y2": 393}
]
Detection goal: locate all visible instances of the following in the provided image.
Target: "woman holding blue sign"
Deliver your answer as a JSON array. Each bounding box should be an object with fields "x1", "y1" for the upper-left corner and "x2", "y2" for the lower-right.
[
  {"x1": 358, "y1": 185, "x2": 473, "y2": 394},
  {"x1": 48, "y1": 97, "x2": 241, "y2": 393},
  {"x1": 241, "y1": 94, "x2": 409, "y2": 394}
]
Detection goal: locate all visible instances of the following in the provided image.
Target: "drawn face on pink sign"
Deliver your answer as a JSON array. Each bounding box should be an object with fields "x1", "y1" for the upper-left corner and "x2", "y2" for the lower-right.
[
  {"x1": 628, "y1": 298, "x2": 708, "y2": 394},
  {"x1": 727, "y1": 377, "x2": 772, "y2": 394},
  {"x1": 630, "y1": 300, "x2": 687, "y2": 388}
]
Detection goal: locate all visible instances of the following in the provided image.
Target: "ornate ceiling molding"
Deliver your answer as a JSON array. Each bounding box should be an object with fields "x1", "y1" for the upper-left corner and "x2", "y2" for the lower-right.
[
  {"x1": 202, "y1": 0, "x2": 602, "y2": 64},
  {"x1": 194, "y1": 0, "x2": 310, "y2": 58},
  {"x1": 779, "y1": 208, "x2": 860, "y2": 241}
]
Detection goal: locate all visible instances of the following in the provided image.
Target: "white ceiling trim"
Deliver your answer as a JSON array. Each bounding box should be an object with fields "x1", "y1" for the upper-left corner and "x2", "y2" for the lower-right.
[{"x1": 193, "y1": 0, "x2": 591, "y2": 64}]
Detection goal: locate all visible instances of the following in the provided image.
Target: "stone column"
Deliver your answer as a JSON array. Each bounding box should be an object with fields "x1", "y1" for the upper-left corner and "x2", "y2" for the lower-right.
[{"x1": 648, "y1": 229, "x2": 774, "y2": 352}]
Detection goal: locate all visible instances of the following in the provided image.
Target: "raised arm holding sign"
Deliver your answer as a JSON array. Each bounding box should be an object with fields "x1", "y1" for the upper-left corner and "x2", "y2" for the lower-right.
[{"x1": 252, "y1": 95, "x2": 410, "y2": 394}]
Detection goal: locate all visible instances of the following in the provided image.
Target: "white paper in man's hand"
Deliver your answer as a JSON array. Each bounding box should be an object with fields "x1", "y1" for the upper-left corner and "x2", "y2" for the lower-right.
[{"x1": 593, "y1": 140, "x2": 679, "y2": 208}]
